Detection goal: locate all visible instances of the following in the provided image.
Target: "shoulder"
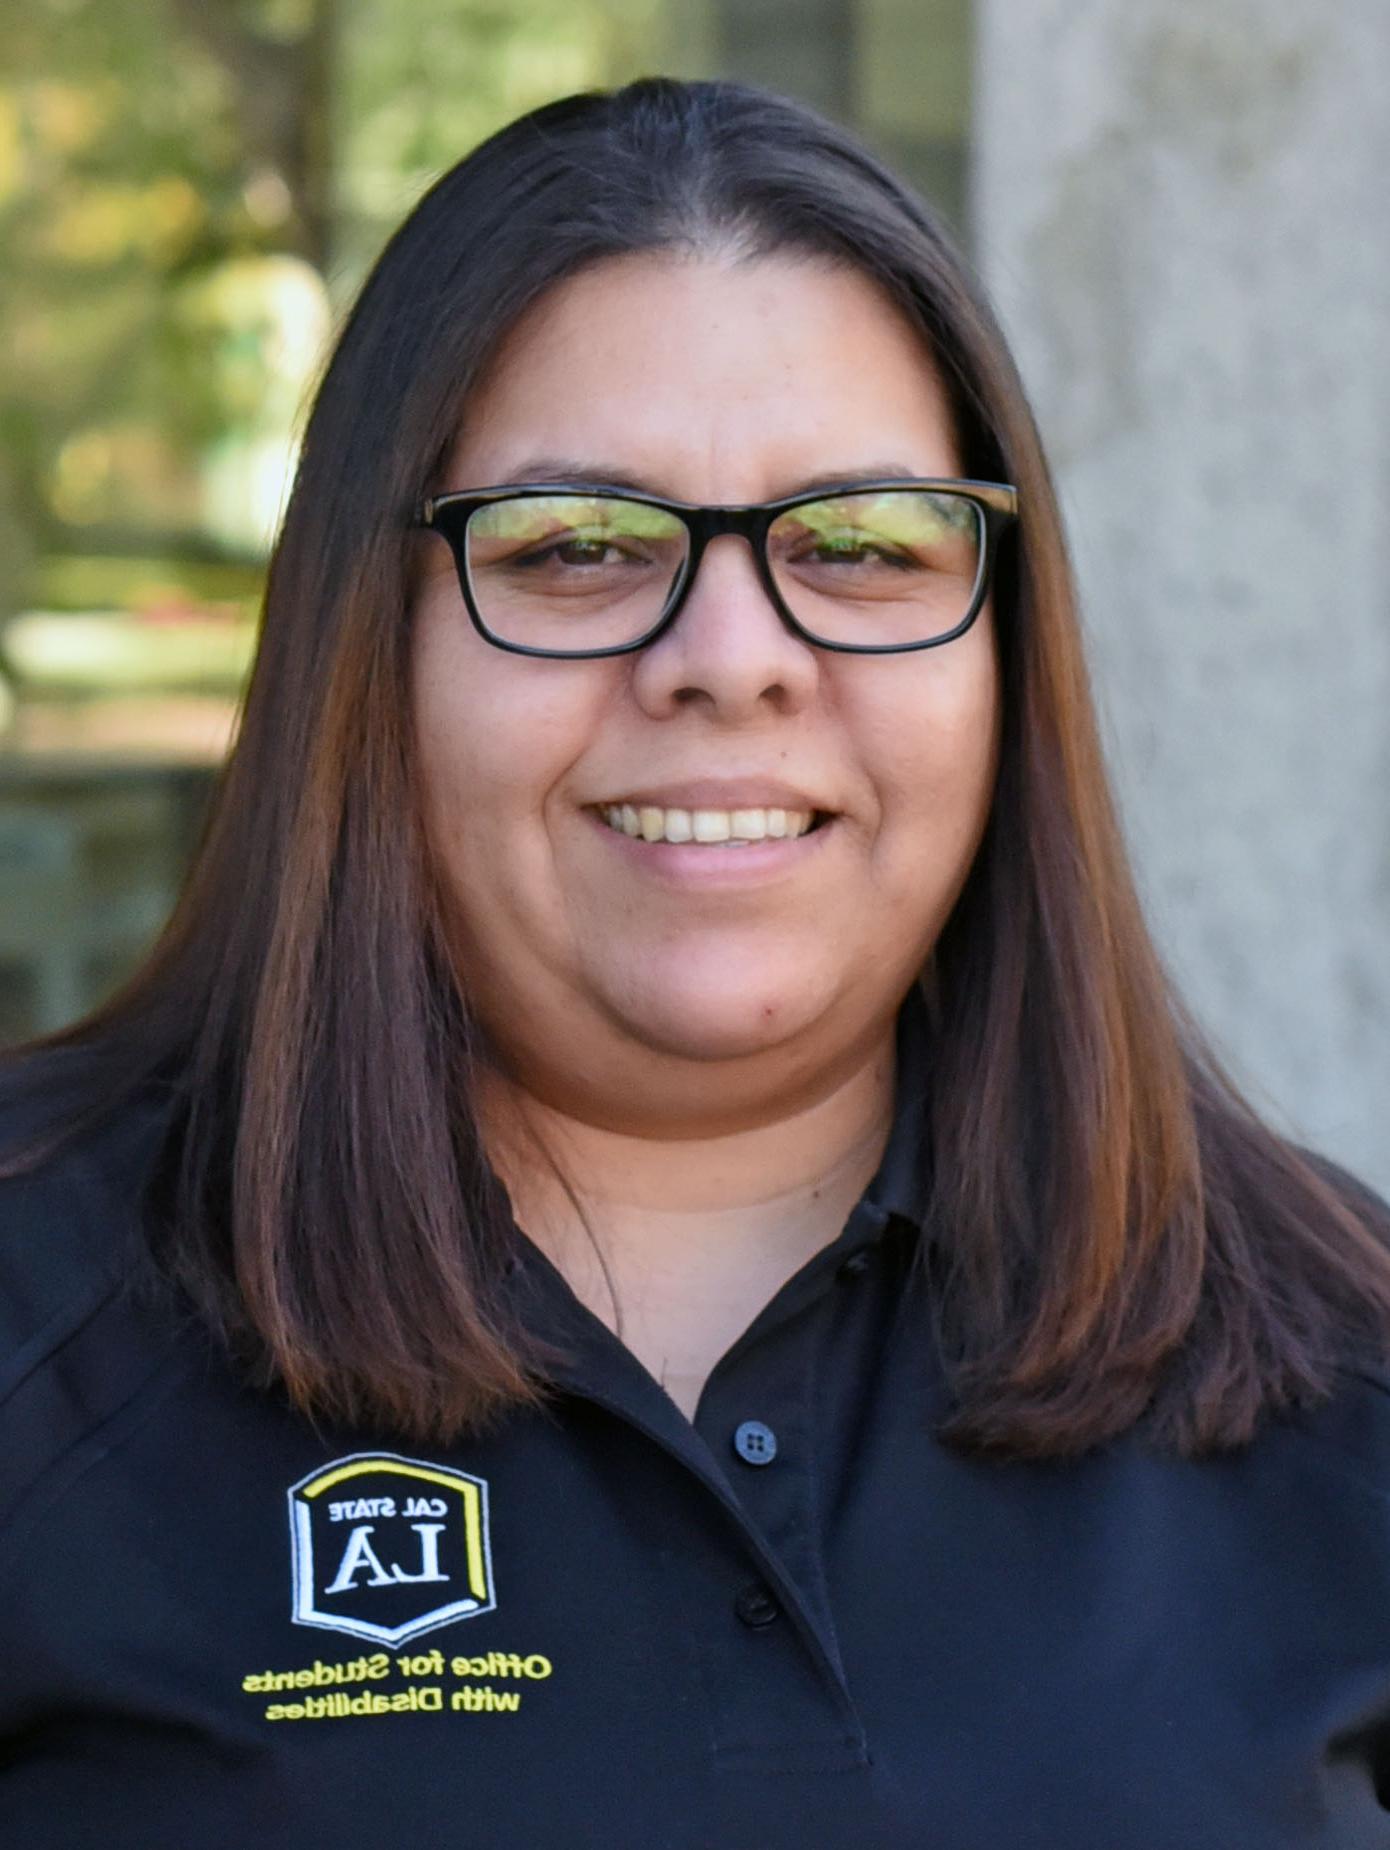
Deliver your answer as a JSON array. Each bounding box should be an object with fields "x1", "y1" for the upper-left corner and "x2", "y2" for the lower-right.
[
  {"x1": 1266, "y1": 1367, "x2": 1390, "y2": 1532},
  {"x1": 0, "y1": 1058, "x2": 183, "y2": 1542},
  {"x1": 0, "y1": 1055, "x2": 175, "y2": 1364},
  {"x1": 1252, "y1": 1144, "x2": 1390, "y2": 1488},
  {"x1": 1294, "y1": 1145, "x2": 1390, "y2": 1403}
]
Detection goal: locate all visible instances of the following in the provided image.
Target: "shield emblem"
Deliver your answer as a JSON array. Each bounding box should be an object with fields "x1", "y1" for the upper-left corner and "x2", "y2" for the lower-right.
[{"x1": 288, "y1": 1452, "x2": 495, "y2": 1646}]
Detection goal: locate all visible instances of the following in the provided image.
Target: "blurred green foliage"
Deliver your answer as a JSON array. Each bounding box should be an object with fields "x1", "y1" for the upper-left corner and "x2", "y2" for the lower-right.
[
  {"x1": 335, "y1": 0, "x2": 669, "y2": 276},
  {"x1": 0, "y1": 0, "x2": 683, "y2": 655}
]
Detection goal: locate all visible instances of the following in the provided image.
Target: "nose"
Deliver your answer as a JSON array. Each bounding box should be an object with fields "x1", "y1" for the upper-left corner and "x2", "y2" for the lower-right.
[{"x1": 628, "y1": 534, "x2": 820, "y2": 722}]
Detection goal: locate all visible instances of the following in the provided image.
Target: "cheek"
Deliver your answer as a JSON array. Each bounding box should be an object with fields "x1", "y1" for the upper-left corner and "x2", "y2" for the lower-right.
[
  {"x1": 411, "y1": 658, "x2": 565, "y2": 995},
  {"x1": 412, "y1": 601, "x2": 569, "y2": 827},
  {"x1": 859, "y1": 633, "x2": 1000, "y2": 879},
  {"x1": 409, "y1": 598, "x2": 619, "y2": 951}
]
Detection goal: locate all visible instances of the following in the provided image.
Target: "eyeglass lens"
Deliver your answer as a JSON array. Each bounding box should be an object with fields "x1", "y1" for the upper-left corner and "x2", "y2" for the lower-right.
[{"x1": 461, "y1": 490, "x2": 985, "y2": 652}]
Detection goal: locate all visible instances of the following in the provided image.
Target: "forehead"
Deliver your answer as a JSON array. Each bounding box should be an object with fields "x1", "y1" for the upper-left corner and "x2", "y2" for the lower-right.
[{"x1": 444, "y1": 251, "x2": 963, "y2": 497}]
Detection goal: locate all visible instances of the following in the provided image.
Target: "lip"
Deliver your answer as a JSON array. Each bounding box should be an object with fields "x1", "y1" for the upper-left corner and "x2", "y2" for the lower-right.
[
  {"x1": 582, "y1": 805, "x2": 836, "y2": 887},
  {"x1": 587, "y1": 779, "x2": 832, "y2": 814}
]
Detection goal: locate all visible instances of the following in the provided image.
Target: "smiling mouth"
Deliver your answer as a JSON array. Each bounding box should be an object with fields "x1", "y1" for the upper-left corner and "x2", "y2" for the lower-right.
[{"x1": 594, "y1": 803, "x2": 825, "y2": 846}]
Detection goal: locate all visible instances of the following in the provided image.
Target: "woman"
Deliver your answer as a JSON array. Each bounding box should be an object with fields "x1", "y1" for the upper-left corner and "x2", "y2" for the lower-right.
[{"x1": 3, "y1": 77, "x2": 1389, "y2": 1848}]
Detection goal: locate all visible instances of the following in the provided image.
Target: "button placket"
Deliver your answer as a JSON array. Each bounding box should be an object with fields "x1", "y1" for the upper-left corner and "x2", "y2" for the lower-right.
[{"x1": 674, "y1": 1229, "x2": 876, "y2": 1769}]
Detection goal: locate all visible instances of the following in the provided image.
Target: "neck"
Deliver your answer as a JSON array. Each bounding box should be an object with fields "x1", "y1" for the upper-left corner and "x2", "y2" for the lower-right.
[{"x1": 482, "y1": 1029, "x2": 897, "y2": 1361}]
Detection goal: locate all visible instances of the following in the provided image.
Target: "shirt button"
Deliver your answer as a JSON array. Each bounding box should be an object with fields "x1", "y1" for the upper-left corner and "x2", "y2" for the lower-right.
[
  {"x1": 838, "y1": 1250, "x2": 871, "y2": 1278},
  {"x1": 734, "y1": 1583, "x2": 781, "y2": 1628},
  {"x1": 732, "y1": 1420, "x2": 778, "y2": 1466}
]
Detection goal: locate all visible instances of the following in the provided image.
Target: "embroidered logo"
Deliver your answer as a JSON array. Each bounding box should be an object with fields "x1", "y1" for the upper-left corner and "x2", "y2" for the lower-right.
[{"x1": 288, "y1": 1452, "x2": 495, "y2": 1646}]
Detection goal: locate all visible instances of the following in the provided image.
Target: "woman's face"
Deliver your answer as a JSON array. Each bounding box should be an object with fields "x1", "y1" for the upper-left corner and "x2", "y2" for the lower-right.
[{"x1": 411, "y1": 252, "x2": 1000, "y2": 1125}]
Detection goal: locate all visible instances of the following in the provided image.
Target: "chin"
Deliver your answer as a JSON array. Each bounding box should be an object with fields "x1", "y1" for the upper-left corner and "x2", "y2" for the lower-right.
[{"x1": 601, "y1": 964, "x2": 844, "y2": 1067}]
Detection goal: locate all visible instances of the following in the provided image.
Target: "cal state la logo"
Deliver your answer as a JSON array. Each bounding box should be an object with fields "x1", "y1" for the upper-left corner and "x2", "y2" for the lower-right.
[{"x1": 288, "y1": 1453, "x2": 495, "y2": 1646}]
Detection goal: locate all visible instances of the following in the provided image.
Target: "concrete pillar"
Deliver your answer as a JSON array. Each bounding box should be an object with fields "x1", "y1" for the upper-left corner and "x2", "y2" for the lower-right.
[{"x1": 973, "y1": 0, "x2": 1390, "y2": 1192}]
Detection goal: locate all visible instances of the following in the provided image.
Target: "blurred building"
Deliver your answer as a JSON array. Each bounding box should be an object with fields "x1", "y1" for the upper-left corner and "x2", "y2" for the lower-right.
[{"x1": 1, "y1": 0, "x2": 1385, "y2": 1191}]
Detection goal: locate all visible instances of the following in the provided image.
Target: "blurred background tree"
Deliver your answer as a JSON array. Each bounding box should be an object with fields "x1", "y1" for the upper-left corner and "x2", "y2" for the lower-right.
[
  {"x1": 2, "y1": 0, "x2": 324, "y2": 607},
  {"x1": 0, "y1": 0, "x2": 679, "y2": 642}
]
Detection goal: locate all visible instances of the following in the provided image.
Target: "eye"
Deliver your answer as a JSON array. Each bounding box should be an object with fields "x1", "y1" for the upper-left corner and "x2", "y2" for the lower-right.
[
  {"x1": 523, "y1": 534, "x2": 641, "y2": 568},
  {"x1": 797, "y1": 529, "x2": 916, "y2": 569}
]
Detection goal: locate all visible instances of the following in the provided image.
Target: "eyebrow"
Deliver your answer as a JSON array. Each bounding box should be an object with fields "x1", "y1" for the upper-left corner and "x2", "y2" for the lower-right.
[{"x1": 484, "y1": 457, "x2": 927, "y2": 498}]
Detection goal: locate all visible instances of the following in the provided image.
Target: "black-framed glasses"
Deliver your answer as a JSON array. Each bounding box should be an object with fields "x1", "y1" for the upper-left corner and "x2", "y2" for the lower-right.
[{"x1": 414, "y1": 477, "x2": 1019, "y2": 659}]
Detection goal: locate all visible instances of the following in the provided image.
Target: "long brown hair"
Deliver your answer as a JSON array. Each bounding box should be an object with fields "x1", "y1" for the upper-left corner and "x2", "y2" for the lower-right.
[{"x1": 6, "y1": 78, "x2": 1388, "y2": 1457}]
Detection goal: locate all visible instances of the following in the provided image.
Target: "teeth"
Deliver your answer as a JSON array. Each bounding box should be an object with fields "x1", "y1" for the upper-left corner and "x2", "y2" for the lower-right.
[
  {"x1": 598, "y1": 804, "x2": 816, "y2": 845},
  {"x1": 692, "y1": 810, "x2": 731, "y2": 843}
]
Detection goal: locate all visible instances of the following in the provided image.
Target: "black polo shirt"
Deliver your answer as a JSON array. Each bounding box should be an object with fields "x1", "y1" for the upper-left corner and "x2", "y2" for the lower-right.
[{"x1": 3, "y1": 1029, "x2": 1390, "y2": 1848}]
